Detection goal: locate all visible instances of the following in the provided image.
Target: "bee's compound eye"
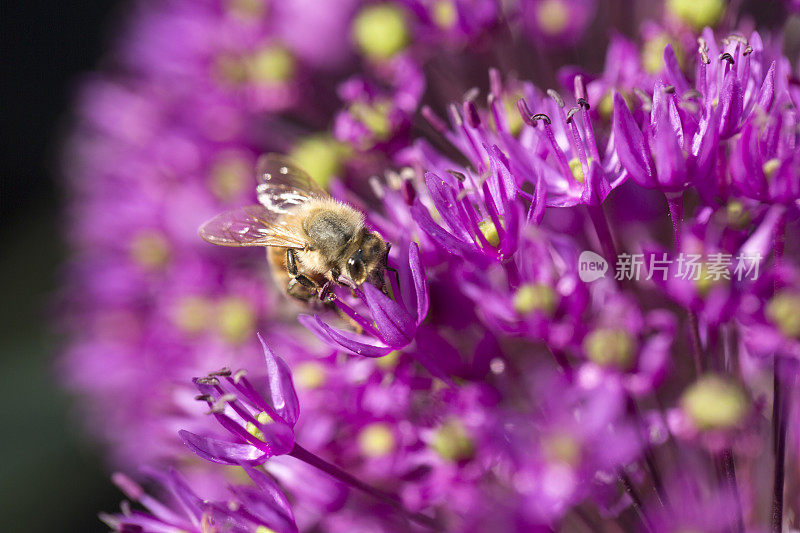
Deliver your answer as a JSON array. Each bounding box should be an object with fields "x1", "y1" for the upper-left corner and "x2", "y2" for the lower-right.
[{"x1": 347, "y1": 251, "x2": 367, "y2": 284}]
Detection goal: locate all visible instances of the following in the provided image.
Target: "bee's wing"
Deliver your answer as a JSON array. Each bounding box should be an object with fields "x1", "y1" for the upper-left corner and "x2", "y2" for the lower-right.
[
  {"x1": 255, "y1": 153, "x2": 328, "y2": 213},
  {"x1": 199, "y1": 205, "x2": 308, "y2": 248}
]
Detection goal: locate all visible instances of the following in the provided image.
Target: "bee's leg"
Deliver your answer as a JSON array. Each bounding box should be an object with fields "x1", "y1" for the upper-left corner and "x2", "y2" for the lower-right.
[
  {"x1": 286, "y1": 249, "x2": 299, "y2": 276},
  {"x1": 286, "y1": 275, "x2": 318, "y2": 302}
]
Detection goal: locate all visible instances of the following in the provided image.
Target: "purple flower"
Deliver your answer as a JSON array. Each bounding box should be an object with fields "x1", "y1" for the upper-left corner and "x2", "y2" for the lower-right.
[
  {"x1": 520, "y1": 0, "x2": 596, "y2": 46},
  {"x1": 299, "y1": 242, "x2": 429, "y2": 358},
  {"x1": 611, "y1": 79, "x2": 719, "y2": 193},
  {"x1": 180, "y1": 335, "x2": 299, "y2": 465},
  {"x1": 461, "y1": 231, "x2": 589, "y2": 349},
  {"x1": 517, "y1": 79, "x2": 627, "y2": 206},
  {"x1": 410, "y1": 146, "x2": 522, "y2": 262},
  {"x1": 729, "y1": 104, "x2": 800, "y2": 205},
  {"x1": 333, "y1": 55, "x2": 425, "y2": 152},
  {"x1": 694, "y1": 29, "x2": 777, "y2": 139},
  {"x1": 403, "y1": 0, "x2": 500, "y2": 45},
  {"x1": 59, "y1": 1, "x2": 800, "y2": 531},
  {"x1": 102, "y1": 467, "x2": 297, "y2": 533}
]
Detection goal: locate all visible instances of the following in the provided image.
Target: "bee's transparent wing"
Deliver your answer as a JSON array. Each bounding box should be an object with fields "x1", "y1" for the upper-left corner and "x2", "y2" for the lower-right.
[
  {"x1": 256, "y1": 153, "x2": 328, "y2": 213},
  {"x1": 199, "y1": 205, "x2": 308, "y2": 248}
]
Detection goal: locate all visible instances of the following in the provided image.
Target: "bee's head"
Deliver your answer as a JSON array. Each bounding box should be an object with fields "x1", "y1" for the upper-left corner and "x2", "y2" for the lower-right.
[{"x1": 346, "y1": 232, "x2": 388, "y2": 285}]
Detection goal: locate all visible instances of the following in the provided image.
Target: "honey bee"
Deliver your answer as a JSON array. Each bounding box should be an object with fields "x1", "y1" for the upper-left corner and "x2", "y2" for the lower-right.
[{"x1": 199, "y1": 154, "x2": 390, "y2": 303}]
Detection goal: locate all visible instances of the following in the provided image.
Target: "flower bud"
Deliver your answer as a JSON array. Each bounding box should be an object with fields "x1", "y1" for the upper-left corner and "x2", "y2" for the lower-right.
[
  {"x1": 431, "y1": 419, "x2": 474, "y2": 461},
  {"x1": 766, "y1": 291, "x2": 800, "y2": 339},
  {"x1": 130, "y1": 231, "x2": 170, "y2": 270},
  {"x1": 353, "y1": 4, "x2": 409, "y2": 60},
  {"x1": 217, "y1": 297, "x2": 256, "y2": 344},
  {"x1": 294, "y1": 362, "x2": 327, "y2": 389},
  {"x1": 433, "y1": 0, "x2": 457, "y2": 30},
  {"x1": 583, "y1": 329, "x2": 636, "y2": 370},
  {"x1": 358, "y1": 422, "x2": 396, "y2": 457},
  {"x1": 681, "y1": 376, "x2": 748, "y2": 430},
  {"x1": 513, "y1": 283, "x2": 557, "y2": 315},
  {"x1": 535, "y1": 0, "x2": 570, "y2": 36},
  {"x1": 542, "y1": 432, "x2": 581, "y2": 466},
  {"x1": 289, "y1": 135, "x2": 349, "y2": 189},
  {"x1": 667, "y1": 0, "x2": 725, "y2": 30},
  {"x1": 247, "y1": 45, "x2": 295, "y2": 83}
]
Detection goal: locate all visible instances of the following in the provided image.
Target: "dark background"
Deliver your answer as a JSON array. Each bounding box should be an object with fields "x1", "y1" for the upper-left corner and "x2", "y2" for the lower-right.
[{"x1": 2, "y1": 1, "x2": 124, "y2": 531}]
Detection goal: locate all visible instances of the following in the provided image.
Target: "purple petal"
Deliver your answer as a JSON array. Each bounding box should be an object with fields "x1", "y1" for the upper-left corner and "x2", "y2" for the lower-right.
[
  {"x1": 411, "y1": 200, "x2": 482, "y2": 260},
  {"x1": 408, "y1": 242, "x2": 429, "y2": 323},
  {"x1": 651, "y1": 100, "x2": 686, "y2": 191},
  {"x1": 424, "y1": 172, "x2": 473, "y2": 241},
  {"x1": 581, "y1": 160, "x2": 611, "y2": 205},
  {"x1": 241, "y1": 464, "x2": 295, "y2": 518},
  {"x1": 612, "y1": 92, "x2": 654, "y2": 188},
  {"x1": 740, "y1": 205, "x2": 787, "y2": 259},
  {"x1": 757, "y1": 61, "x2": 776, "y2": 111},
  {"x1": 663, "y1": 44, "x2": 689, "y2": 94},
  {"x1": 212, "y1": 411, "x2": 294, "y2": 456},
  {"x1": 363, "y1": 283, "x2": 416, "y2": 347},
  {"x1": 718, "y1": 73, "x2": 743, "y2": 138},
  {"x1": 298, "y1": 314, "x2": 392, "y2": 357},
  {"x1": 257, "y1": 333, "x2": 300, "y2": 427},
  {"x1": 692, "y1": 109, "x2": 720, "y2": 182},
  {"x1": 179, "y1": 430, "x2": 268, "y2": 465},
  {"x1": 165, "y1": 468, "x2": 206, "y2": 523}
]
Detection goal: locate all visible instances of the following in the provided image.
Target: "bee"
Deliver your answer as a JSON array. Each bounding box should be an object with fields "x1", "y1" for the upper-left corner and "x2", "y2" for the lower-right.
[{"x1": 199, "y1": 154, "x2": 390, "y2": 303}]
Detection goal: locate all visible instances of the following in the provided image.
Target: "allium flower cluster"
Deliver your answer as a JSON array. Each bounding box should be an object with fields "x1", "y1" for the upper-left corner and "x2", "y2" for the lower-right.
[{"x1": 62, "y1": 0, "x2": 800, "y2": 531}]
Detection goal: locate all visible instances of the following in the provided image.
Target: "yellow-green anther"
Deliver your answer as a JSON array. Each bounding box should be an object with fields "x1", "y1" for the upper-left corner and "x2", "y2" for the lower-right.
[
  {"x1": 478, "y1": 219, "x2": 500, "y2": 247},
  {"x1": 294, "y1": 362, "x2": 327, "y2": 389},
  {"x1": 289, "y1": 135, "x2": 349, "y2": 189},
  {"x1": 599, "y1": 92, "x2": 614, "y2": 118},
  {"x1": 542, "y1": 432, "x2": 581, "y2": 466},
  {"x1": 583, "y1": 329, "x2": 636, "y2": 370},
  {"x1": 358, "y1": 422, "x2": 396, "y2": 457},
  {"x1": 174, "y1": 296, "x2": 213, "y2": 335},
  {"x1": 246, "y1": 422, "x2": 265, "y2": 441},
  {"x1": 681, "y1": 375, "x2": 748, "y2": 430},
  {"x1": 431, "y1": 419, "x2": 474, "y2": 461},
  {"x1": 349, "y1": 100, "x2": 392, "y2": 139},
  {"x1": 130, "y1": 231, "x2": 171, "y2": 270},
  {"x1": 256, "y1": 411, "x2": 273, "y2": 425},
  {"x1": 226, "y1": 0, "x2": 268, "y2": 20},
  {"x1": 353, "y1": 4, "x2": 409, "y2": 60},
  {"x1": 246, "y1": 412, "x2": 273, "y2": 441},
  {"x1": 209, "y1": 150, "x2": 252, "y2": 201},
  {"x1": 568, "y1": 157, "x2": 585, "y2": 183},
  {"x1": 535, "y1": 0, "x2": 569, "y2": 35},
  {"x1": 214, "y1": 54, "x2": 247, "y2": 84},
  {"x1": 247, "y1": 45, "x2": 294, "y2": 83},
  {"x1": 255, "y1": 527, "x2": 277, "y2": 533},
  {"x1": 763, "y1": 158, "x2": 781, "y2": 179},
  {"x1": 667, "y1": 0, "x2": 725, "y2": 30},
  {"x1": 217, "y1": 297, "x2": 256, "y2": 344},
  {"x1": 766, "y1": 291, "x2": 800, "y2": 339},
  {"x1": 501, "y1": 94, "x2": 524, "y2": 136},
  {"x1": 513, "y1": 283, "x2": 557, "y2": 315},
  {"x1": 642, "y1": 34, "x2": 674, "y2": 74},
  {"x1": 433, "y1": 0, "x2": 457, "y2": 29},
  {"x1": 376, "y1": 350, "x2": 401, "y2": 369},
  {"x1": 726, "y1": 200, "x2": 750, "y2": 229}
]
